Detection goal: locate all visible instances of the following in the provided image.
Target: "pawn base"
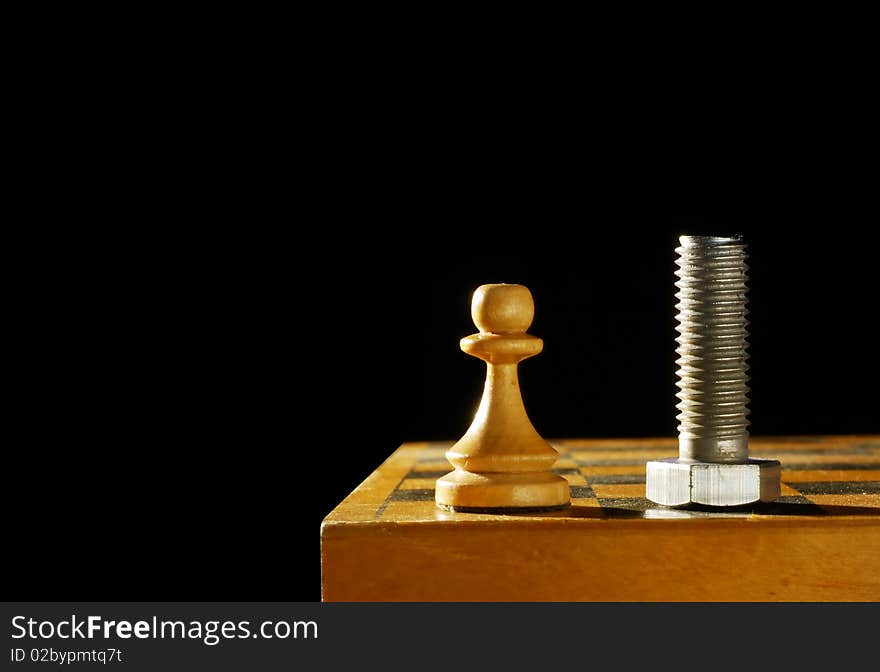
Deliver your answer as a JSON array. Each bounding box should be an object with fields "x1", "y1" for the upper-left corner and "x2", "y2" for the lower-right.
[{"x1": 435, "y1": 469, "x2": 570, "y2": 511}]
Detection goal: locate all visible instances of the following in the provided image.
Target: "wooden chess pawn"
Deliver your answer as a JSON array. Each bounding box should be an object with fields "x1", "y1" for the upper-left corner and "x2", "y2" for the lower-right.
[{"x1": 435, "y1": 284, "x2": 570, "y2": 512}]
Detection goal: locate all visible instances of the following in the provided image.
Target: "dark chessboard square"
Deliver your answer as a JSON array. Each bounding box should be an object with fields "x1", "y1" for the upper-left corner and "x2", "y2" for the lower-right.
[
  {"x1": 853, "y1": 441, "x2": 880, "y2": 452},
  {"x1": 569, "y1": 485, "x2": 596, "y2": 499},
  {"x1": 570, "y1": 443, "x2": 673, "y2": 452},
  {"x1": 405, "y1": 469, "x2": 449, "y2": 479},
  {"x1": 792, "y1": 481, "x2": 880, "y2": 495},
  {"x1": 775, "y1": 495, "x2": 818, "y2": 505},
  {"x1": 588, "y1": 474, "x2": 646, "y2": 484},
  {"x1": 748, "y1": 497, "x2": 827, "y2": 516},
  {"x1": 598, "y1": 497, "x2": 655, "y2": 511},
  {"x1": 753, "y1": 447, "x2": 870, "y2": 456},
  {"x1": 782, "y1": 463, "x2": 880, "y2": 471},
  {"x1": 389, "y1": 488, "x2": 436, "y2": 502}
]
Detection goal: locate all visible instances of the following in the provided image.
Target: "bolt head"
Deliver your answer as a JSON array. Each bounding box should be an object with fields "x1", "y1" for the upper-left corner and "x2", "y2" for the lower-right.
[{"x1": 646, "y1": 458, "x2": 781, "y2": 507}]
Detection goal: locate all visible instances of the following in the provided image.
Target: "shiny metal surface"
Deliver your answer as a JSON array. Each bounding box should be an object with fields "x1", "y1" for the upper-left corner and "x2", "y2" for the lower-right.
[
  {"x1": 646, "y1": 457, "x2": 781, "y2": 507},
  {"x1": 675, "y1": 235, "x2": 751, "y2": 460},
  {"x1": 646, "y1": 235, "x2": 781, "y2": 506}
]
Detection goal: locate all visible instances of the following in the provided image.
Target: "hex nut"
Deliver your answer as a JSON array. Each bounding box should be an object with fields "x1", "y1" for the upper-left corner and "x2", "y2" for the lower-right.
[{"x1": 645, "y1": 458, "x2": 781, "y2": 507}]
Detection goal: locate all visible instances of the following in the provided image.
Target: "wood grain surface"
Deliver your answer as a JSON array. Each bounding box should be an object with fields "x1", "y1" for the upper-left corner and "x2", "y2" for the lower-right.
[{"x1": 321, "y1": 436, "x2": 880, "y2": 601}]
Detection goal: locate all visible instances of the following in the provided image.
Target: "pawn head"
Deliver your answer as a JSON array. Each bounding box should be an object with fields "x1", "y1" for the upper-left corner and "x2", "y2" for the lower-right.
[{"x1": 471, "y1": 283, "x2": 534, "y2": 334}]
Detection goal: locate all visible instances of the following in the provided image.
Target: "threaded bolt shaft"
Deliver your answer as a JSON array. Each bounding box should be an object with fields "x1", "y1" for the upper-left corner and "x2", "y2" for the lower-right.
[{"x1": 675, "y1": 235, "x2": 750, "y2": 463}]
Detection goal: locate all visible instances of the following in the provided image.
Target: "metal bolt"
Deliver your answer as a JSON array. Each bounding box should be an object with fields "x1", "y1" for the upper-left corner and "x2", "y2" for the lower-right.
[
  {"x1": 676, "y1": 235, "x2": 751, "y2": 462},
  {"x1": 646, "y1": 235, "x2": 781, "y2": 507}
]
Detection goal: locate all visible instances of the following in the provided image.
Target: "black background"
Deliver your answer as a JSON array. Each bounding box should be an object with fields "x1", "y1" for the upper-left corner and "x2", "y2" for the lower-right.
[{"x1": 7, "y1": 216, "x2": 879, "y2": 602}]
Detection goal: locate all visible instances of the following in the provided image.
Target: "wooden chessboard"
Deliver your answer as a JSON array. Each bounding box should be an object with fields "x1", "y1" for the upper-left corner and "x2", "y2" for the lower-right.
[{"x1": 321, "y1": 436, "x2": 880, "y2": 601}]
